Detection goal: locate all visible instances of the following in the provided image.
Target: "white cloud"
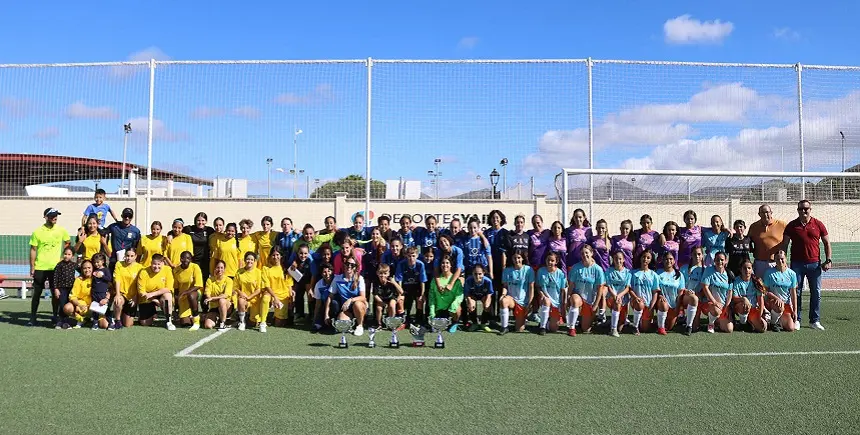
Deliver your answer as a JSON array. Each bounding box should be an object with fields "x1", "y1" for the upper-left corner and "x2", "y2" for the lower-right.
[
  {"x1": 1, "y1": 97, "x2": 32, "y2": 117},
  {"x1": 125, "y1": 116, "x2": 187, "y2": 143},
  {"x1": 33, "y1": 126, "x2": 59, "y2": 139},
  {"x1": 111, "y1": 47, "x2": 170, "y2": 77},
  {"x1": 66, "y1": 101, "x2": 119, "y2": 119},
  {"x1": 275, "y1": 83, "x2": 333, "y2": 105},
  {"x1": 773, "y1": 27, "x2": 801, "y2": 41},
  {"x1": 191, "y1": 106, "x2": 226, "y2": 119},
  {"x1": 664, "y1": 14, "x2": 734, "y2": 45},
  {"x1": 457, "y1": 37, "x2": 479, "y2": 50},
  {"x1": 231, "y1": 105, "x2": 261, "y2": 119}
]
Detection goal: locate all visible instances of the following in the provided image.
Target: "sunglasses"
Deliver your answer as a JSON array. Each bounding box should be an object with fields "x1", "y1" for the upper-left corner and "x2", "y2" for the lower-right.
[{"x1": 346, "y1": 263, "x2": 357, "y2": 269}]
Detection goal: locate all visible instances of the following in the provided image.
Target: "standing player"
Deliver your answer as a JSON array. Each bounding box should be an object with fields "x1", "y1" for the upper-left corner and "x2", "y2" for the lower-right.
[
  {"x1": 702, "y1": 215, "x2": 731, "y2": 266},
  {"x1": 253, "y1": 216, "x2": 277, "y2": 270},
  {"x1": 629, "y1": 249, "x2": 659, "y2": 335},
  {"x1": 105, "y1": 208, "x2": 141, "y2": 272},
  {"x1": 658, "y1": 221, "x2": 680, "y2": 264},
  {"x1": 506, "y1": 214, "x2": 530, "y2": 266},
  {"x1": 395, "y1": 247, "x2": 427, "y2": 326},
  {"x1": 589, "y1": 219, "x2": 611, "y2": 271},
  {"x1": 678, "y1": 210, "x2": 702, "y2": 267},
  {"x1": 215, "y1": 223, "x2": 240, "y2": 279},
  {"x1": 655, "y1": 252, "x2": 698, "y2": 336},
  {"x1": 81, "y1": 188, "x2": 119, "y2": 229},
  {"x1": 138, "y1": 221, "x2": 166, "y2": 268},
  {"x1": 699, "y1": 252, "x2": 733, "y2": 333},
  {"x1": 565, "y1": 209, "x2": 592, "y2": 268},
  {"x1": 605, "y1": 251, "x2": 632, "y2": 337},
  {"x1": 463, "y1": 265, "x2": 494, "y2": 332},
  {"x1": 29, "y1": 208, "x2": 71, "y2": 327},
  {"x1": 567, "y1": 245, "x2": 606, "y2": 336},
  {"x1": 75, "y1": 216, "x2": 107, "y2": 262},
  {"x1": 347, "y1": 214, "x2": 372, "y2": 250},
  {"x1": 763, "y1": 251, "x2": 798, "y2": 332},
  {"x1": 499, "y1": 252, "x2": 534, "y2": 334},
  {"x1": 396, "y1": 215, "x2": 416, "y2": 248},
  {"x1": 732, "y1": 258, "x2": 767, "y2": 333},
  {"x1": 183, "y1": 212, "x2": 216, "y2": 282},
  {"x1": 237, "y1": 219, "x2": 258, "y2": 263},
  {"x1": 136, "y1": 254, "x2": 176, "y2": 330},
  {"x1": 536, "y1": 252, "x2": 568, "y2": 335},
  {"x1": 545, "y1": 221, "x2": 568, "y2": 272},
  {"x1": 274, "y1": 217, "x2": 300, "y2": 261},
  {"x1": 414, "y1": 215, "x2": 440, "y2": 250},
  {"x1": 461, "y1": 219, "x2": 492, "y2": 279},
  {"x1": 173, "y1": 251, "x2": 203, "y2": 330},
  {"x1": 725, "y1": 220, "x2": 753, "y2": 278},
  {"x1": 202, "y1": 260, "x2": 233, "y2": 330},
  {"x1": 610, "y1": 219, "x2": 636, "y2": 270},
  {"x1": 165, "y1": 219, "x2": 193, "y2": 268},
  {"x1": 633, "y1": 214, "x2": 659, "y2": 269},
  {"x1": 485, "y1": 210, "x2": 508, "y2": 315}
]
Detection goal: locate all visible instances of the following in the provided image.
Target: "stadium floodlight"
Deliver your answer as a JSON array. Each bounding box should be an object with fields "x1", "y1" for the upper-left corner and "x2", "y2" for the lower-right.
[
  {"x1": 121, "y1": 123, "x2": 132, "y2": 197},
  {"x1": 428, "y1": 158, "x2": 442, "y2": 199},
  {"x1": 293, "y1": 128, "x2": 303, "y2": 199},
  {"x1": 500, "y1": 158, "x2": 508, "y2": 199},
  {"x1": 266, "y1": 158, "x2": 273, "y2": 198}
]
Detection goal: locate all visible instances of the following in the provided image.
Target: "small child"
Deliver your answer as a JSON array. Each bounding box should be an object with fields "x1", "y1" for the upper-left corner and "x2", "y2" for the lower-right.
[
  {"x1": 311, "y1": 262, "x2": 335, "y2": 332},
  {"x1": 90, "y1": 253, "x2": 113, "y2": 330},
  {"x1": 81, "y1": 188, "x2": 119, "y2": 230},
  {"x1": 374, "y1": 264, "x2": 405, "y2": 329},
  {"x1": 395, "y1": 247, "x2": 427, "y2": 326},
  {"x1": 52, "y1": 247, "x2": 78, "y2": 328},
  {"x1": 463, "y1": 264, "x2": 495, "y2": 332}
]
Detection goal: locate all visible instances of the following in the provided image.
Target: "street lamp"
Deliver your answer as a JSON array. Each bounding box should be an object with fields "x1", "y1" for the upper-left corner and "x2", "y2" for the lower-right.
[
  {"x1": 428, "y1": 158, "x2": 442, "y2": 199},
  {"x1": 490, "y1": 168, "x2": 500, "y2": 200},
  {"x1": 293, "y1": 127, "x2": 303, "y2": 198},
  {"x1": 500, "y1": 158, "x2": 508, "y2": 199},
  {"x1": 121, "y1": 123, "x2": 132, "y2": 196},
  {"x1": 266, "y1": 158, "x2": 273, "y2": 198},
  {"x1": 475, "y1": 175, "x2": 482, "y2": 197}
]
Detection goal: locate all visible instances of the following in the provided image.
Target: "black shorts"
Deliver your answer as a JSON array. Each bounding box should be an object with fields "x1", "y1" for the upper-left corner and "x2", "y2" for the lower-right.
[
  {"x1": 403, "y1": 285, "x2": 422, "y2": 299},
  {"x1": 121, "y1": 300, "x2": 137, "y2": 316},
  {"x1": 138, "y1": 302, "x2": 157, "y2": 320},
  {"x1": 468, "y1": 293, "x2": 490, "y2": 301},
  {"x1": 32, "y1": 270, "x2": 54, "y2": 291},
  {"x1": 328, "y1": 300, "x2": 356, "y2": 319}
]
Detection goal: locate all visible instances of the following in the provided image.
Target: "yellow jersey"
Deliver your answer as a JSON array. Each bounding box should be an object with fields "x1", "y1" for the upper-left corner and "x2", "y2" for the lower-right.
[
  {"x1": 205, "y1": 276, "x2": 233, "y2": 309},
  {"x1": 70, "y1": 277, "x2": 93, "y2": 306},
  {"x1": 137, "y1": 234, "x2": 166, "y2": 267},
  {"x1": 81, "y1": 233, "x2": 103, "y2": 260},
  {"x1": 208, "y1": 232, "x2": 229, "y2": 272},
  {"x1": 136, "y1": 267, "x2": 174, "y2": 304},
  {"x1": 263, "y1": 265, "x2": 293, "y2": 300},
  {"x1": 233, "y1": 267, "x2": 266, "y2": 296},
  {"x1": 254, "y1": 231, "x2": 276, "y2": 269},
  {"x1": 173, "y1": 263, "x2": 203, "y2": 292},
  {"x1": 237, "y1": 235, "x2": 257, "y2": 263},
  {"x1": 166, "y1": 233, "x2": 193, "y2": 267},
  {"x1": 113, "y1": 261, "x2": 143, "y2": 299},
  {"x1": 216, "y1": 236, "x2": 240, "y2": 277}
]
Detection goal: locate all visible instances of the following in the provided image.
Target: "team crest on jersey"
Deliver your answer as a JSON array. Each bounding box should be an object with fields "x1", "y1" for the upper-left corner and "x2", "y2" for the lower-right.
[{"x1": 470, "y1": 247, "x2": 480, "y2": 256}]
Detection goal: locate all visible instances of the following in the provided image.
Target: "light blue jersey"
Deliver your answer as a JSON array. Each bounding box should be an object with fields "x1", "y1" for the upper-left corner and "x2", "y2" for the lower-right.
[
  {"x1": 605, "y1": 268, "x2": 632, "y2": 303},
  {"x1": 732, "y1": 277, "x2": 761, "y2": 308},
  {"x1": 568, "y1": 262, "x2": 605, "y2": 305},
  {"x1": 537, "y1": 267, "x2": 567, "y2": 308},
  {"x1": 657, "y1": 270, "x2": 686, "y2": 309},
  {"x1": 702, "y1": 228, "x2": 729, "y2": 266},
  {"x1": 701, "y1": 267, "x2": 732, "y2": 304},
  {"x1": 681, "y1": 264, "x2": 705, "y2": 295},
  {"x1": 763, "y1": 267, "x2": 798, "y2": 303},
  {"x1": 502, "y1": 266, "x2": 534, "y2": 307},
  {"x1": 631, "y1": 269, "x2": 659, "y2": 307}
]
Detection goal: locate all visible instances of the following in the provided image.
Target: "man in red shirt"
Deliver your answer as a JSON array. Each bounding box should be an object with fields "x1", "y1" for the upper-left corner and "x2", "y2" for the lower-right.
[{"x1": 782, "y1": 200, "x2": 831, "y2": 331}]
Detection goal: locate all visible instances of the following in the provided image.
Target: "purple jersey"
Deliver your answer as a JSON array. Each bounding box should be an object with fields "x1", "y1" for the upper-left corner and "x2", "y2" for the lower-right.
[
  {"x1": 564, "y1": 226, "x2": 593, "y2": 267},
  {"x1": 544, "y1": 237, "x2": 568, "y2": 271},
  {"x1": 678, "y1": 225, "x2": 702, "y2": 266},
  {"x1": 634, "y1": 230, "x2": 659, "y2": 257},
  {"x1": 661, "y1": 239, "x2": 680, "y2": 263},
  {"x1": 528, "y1": 229, "x2": 549, "y2": 268},
  {"x1": 610, "y1": 235, "x2": 634, "y2": 269},
  {"x1": 588, "y1": 235, "x2": 610, "y2": 271}
]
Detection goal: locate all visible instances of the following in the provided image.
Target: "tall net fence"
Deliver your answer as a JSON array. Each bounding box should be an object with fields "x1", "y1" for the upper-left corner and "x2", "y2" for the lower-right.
[{"x1": 799, "y1": 65, "x2": 860, "y2": 174}]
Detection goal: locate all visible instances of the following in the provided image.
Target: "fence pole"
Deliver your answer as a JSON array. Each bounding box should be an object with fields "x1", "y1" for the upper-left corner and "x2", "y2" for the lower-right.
[
  {"x1": 587, "y1": 57, "x2": 594, "y2": 219},
  {"x1": 364, "y1": 57, "x2": 373, "y2": 222},
  {"x1": 796, "y1": 62, "x2": 806, "y2": 199},
  {"x1": 145, "y1": 59, "x2": 156, "y2": 226}
]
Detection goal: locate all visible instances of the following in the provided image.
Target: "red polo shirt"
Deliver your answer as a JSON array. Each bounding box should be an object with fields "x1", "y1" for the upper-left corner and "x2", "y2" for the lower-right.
[{"x1": 783, "y1": 217, "x2": 828, "y2": 263}]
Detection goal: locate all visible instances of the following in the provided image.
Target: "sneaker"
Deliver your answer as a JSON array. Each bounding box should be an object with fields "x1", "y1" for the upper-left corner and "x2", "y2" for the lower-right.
[
  {"x1": 633, "y1": 327, "x2": 640, "y2": 336},
  {"x1": 353, "y1": 325, "x2": 364, "y2": 336},
  {"x1": 448, "y1": 324, "x2": 458, "y2": 333},
  {"x1": 238, "y1": 322, "x2": 246, "y2": 331},
  {"x1": 763, "y1": 312, "x2": 771, "y2": 323},
  {"x1": 684, "y1": 326, "x2": 693, "y2": 336},
  {"x1": 538, "y1": 327, "x2": 547, "y2": 336},
  {"x1": 26, "y1": 320, "x2": 36, "y2": 327},
  {"x1": 54, "y1": 323, "x2": 62, "y2": 330},
  {"x1": 482, "y1": 325, "x2": 493, "y2": 333},
  {"x1": 707, "y1": 324, "x2": 715, "y2": 334},
  {"x1": 772, "y1": 323, "x2": 783, "y2": 332},
  {"x1": 107, "y1": 322, "x2": 115, "y2": 331},
  {"x1": 811, "y1": 322, "x2": 825, "y2": 331},
  {"x1": 114, "y1": 322, "x2": 124, "y2": 330},
  {"x1": 657, "y1": 327, "x2": 667, "y2": 336},
  {"x1": 73, "y1": 323, "x2": 81, "y2": 329},
  {"x1": 189, "y1": 323, "x2": 200, "y2": 331},
  {"x1": 610, "y1": 328, "x2": 620, "y2": 338},
  {"x1": 499, "y1": 327, "x2": 508, "y2": 336},
  {"x1": 567, "y1": 328, "x2": 576, "y2": 337},
  {"x1": 468, "y1": 323, "x2": 479, "y2": 332},
  {"x1": 794, "y1": 320, "x2": 801, "y2": 330},
  {"x1": 527, "y1": 313, "x2": 540, "y2": 323},
  {"x1": 259, "y1": 323, "x2": 267, "y2": 333},
  {"x1": 166, "y1": 322, "x2": 176, "y2": 331},
  {"x1": 91, "y1": 323, "x2": 99, "y2": 331},
  {"x1": 596, "y1": 313, "x2": 607, "y2": 324},
  {"x1": 218, "y1": 322, "x2": 227, "y2": 330}
]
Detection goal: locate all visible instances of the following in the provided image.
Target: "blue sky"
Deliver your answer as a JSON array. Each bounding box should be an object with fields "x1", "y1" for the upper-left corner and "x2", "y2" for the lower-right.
[{"x1": 1, "y1": 0, "x2": 859, "y2": 197}]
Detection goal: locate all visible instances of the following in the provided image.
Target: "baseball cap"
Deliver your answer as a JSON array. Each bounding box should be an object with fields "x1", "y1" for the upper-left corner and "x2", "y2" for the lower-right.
[
  {"x1": 121, "y1": 208, "x2": 134, "y2": 218},
  {"x1": 43, "y1": 208, "x2": 61, "y2": 218}
]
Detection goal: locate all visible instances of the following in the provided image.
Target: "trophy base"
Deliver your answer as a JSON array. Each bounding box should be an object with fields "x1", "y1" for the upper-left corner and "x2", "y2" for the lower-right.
[
  {"x1": 389, "y1": 342, "x2": 399, "y2": 349},
  {"x1": 367, "y1": 343, "x2": 375, "y2": 348},
  {"x1": 412, "y1": 341, "x2": 425, "y2": 347},
  {"x1": 434, "y1": 342, "x2": 445, "y2": 349},
  {"x1": 338, "y1": 343, "x2": 348, "y2": 349}
]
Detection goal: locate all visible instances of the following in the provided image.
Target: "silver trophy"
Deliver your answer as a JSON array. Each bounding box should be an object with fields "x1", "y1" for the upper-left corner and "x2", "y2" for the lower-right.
[
  {"x1": 410, "y1": 324, "x2": 428, "y2": 347},
  {"x1": 430, "y1": 317, "x2": 452, "y2": 349},
  {"x1": 383, "y1": 316, "x2": 404, "y2": 348},
  {"x1": 367, "y1": 328, "x2": 377, "y2": 348},
  {"x1": 333, "y1": 319, "x2": 355, "y2": 349}
]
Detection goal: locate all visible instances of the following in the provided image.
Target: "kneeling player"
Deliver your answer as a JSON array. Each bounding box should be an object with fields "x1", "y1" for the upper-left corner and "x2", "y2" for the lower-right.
[
  {"x1": 655, "y1": 252, "x2": 698, "y2": 336},
  {"x1": 64, "y1": 260, "x2": 94, "y2": 328},
  {"x1": 566, "y1": 245, "x2": 606, "y2": 336},
  {"x1": 536, "y1": 252, "x2": 568, "y2": 335},
  {"x1": 327, "y1": 258, "x2": 368, "y2": 336},
  {"x1": 112, "y1": 249, "x2": 142, "y2": 328},
  {"x1": 630, "y1": 249, "x2": 659, "y2": 335},
  {"x1": 429, "y1": 256, "x2": 464, "y2": 333},
  {"x1": 732, "y1": 258, "x2": 767, "y2": 333},
  {"x1": 136, "y1": 254, "x2": 176, "y2": 331},
  {"x1": 605, "y1": 251, "x2": 631, "y2": 337},
  {"x1": 374, "y1": 264, "x2": 405, "y2": 328},
  {"x1": 762, "y1": 251, "x2": 798, "y2": 332},
  {"x1": 700, "y1": 252, "x2": 733, "y2": 333},
  {"x1": 203, "y1": 260, "x2": 233, "y2": 330},
  {"x1": 174, "y1": 251, "x2": 203, "y2": 330},
  {"x1": 499, "y1": 252, "x2": 534, "y2": 334},
  {"x1": 463, "y1": 265, "x2": 494, "y2": 332},
  {"x1": 264, "y1": 250, "x2": 293, "y2": 328}
]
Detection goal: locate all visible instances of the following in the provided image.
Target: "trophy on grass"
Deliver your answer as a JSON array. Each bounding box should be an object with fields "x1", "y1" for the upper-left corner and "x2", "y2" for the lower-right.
[
  {"x1": 430, "y1": 317, "x2": 452, "y2": 349},
  {"x1": 334, "y1": 319, "x2": 355, "y2": 349},
  {"x1": 383, "y1": 316, "x2": 405, "y2": 348},
  {"x1": 367, "y1": 327, "x2": 377, "y2": 348},
  {"x1": 410, "y1": 324, "x2": 428, "y2": 347}
]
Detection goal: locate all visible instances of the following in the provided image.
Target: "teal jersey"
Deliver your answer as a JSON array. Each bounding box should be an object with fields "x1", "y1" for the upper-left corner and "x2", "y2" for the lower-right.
[
  {"x1": 763, "y1": 267, "x2": 798, "y2": 303},
  {"x1": 502, "y1": 266, "x2": 534, "y2": 307},
  {"x1": 657, "y1": 270, "x2": 686, "y2": 309},
  {"x1": 606, "y1": 268, "x2": 632, "y2": 302},
  {"x1": 701, "y1": 267, "x2": 732, "y2": 304},
  {"x1": 631, "y1": 269, "x2": 659, "y2": 307},
  {"x1": 681, "y1": 264, "x2": 705, "y2": 295},
  {"x1": 568, "y1": 262, "x2": 606, "y2": 305},
  {"x1": 732, "y1": 277, "x2": 761, "y2": 308},
  {"x1": 537, "y1": 267, "x2": 567, "y2": 308}
]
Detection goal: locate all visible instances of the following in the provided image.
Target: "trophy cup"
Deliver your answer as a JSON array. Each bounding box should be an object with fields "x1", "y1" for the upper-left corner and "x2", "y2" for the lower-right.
[
  {"x1": 333, "y1": 319, "x2": 355, "y2": 349},
  {"x1": 409, "y1": 324, "x2": 428, "y2": 347},
  {"x1": 430, "y1": 317, "x2": 452, "y2": 349},
  {"x1": 383, "y1": 316, "x2": 404, "y2": 348},
  {"x1": 367, "y1": 327, "x2": 377, "y2": 348}
]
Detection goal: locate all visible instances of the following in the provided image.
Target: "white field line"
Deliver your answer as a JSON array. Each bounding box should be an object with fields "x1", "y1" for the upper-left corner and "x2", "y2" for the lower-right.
[
  {"x1": 175, "y1": 328, "x2": 230, "y2": 357},
  {"x1": 177, "y1": 349, "x2": 860, "y2": 361}
]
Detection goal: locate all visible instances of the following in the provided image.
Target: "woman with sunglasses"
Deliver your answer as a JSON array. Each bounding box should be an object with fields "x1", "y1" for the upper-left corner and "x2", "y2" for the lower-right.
[{"x1": 326, "y1": 258, "x2": 367, "y2": 336}]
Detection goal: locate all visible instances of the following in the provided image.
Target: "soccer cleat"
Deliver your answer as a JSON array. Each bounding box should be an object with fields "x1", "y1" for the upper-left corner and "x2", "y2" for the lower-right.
[
  {"x1": 353, "y1": 325, "x2": 364, "y2": 336},
  {"x1": 657, "y1": 327, "x2": 667, "y2": 336},
  {"x1": 26, "y1": 320, "x2": 36, "y2": 327},
  {"x1": 567, "y1": 328, "x2": 576, "y2": 337},
  {"x1": 166, "y1": 322, "x2": 176, "y2": 331},
  {"x1": 684, "y1": 326, "x2": 693, "y2": 336},
  {"x1": 499, "y1": 327, "x2": 508, "y2": 336},
  {"x1": 527, "y1": 313, "x2": 540, "y2": 323},
  {"x1": 707, "y1": 324, "x2": 715, "y2": 334},
  {"x1": 468, "y1": 322, "x2": 480, "y2": 332},
  {"x1": 107, "y1": 322, "x2": 115, "y2": 331},
  {"x1": 189, "y1": 323, "x2": 200, "y2": 331},
  {"x1": 633, "y1": 327, "x2": 640, "y2": 336},
  {"x1": 596, "y1": 313, "x2": 607, "y2": 325},
  {"x1": 610, "y1": 328, "x2": 620, "y2": 338},
  {"x1": 54, "y1": 323, "x2": 62, "y2": 330},
  {"x1": 772, "y1": 323, "x2": 783, "y2": 332},
  {"x1": 482, "y1": 325, "x2": 493, "y2": 333},
  {"x1": 538, "y1": 327, "x2": 547, "y2": 336},
  {"x1": 259, "y1": 323, "x2": 267, "y2": 333},
  {"x1": 91, "y1": 323, "x2": 99, "y2": 331},
  {"x1": 238, "y1": 322, "x2": 246, "y2": 331},
  {"x1": 794, "y1": 320, "x2": 801, "y2": 330},
  {"x1": 448, "y1": 324, "x2": 458, "y2": 333},
  {"x1": 217, "y1": 322, "x2": 227, "y2": 330},
  {"x1": 73, "y1": 323, "x2": 81, "y2": 329},
  {"x1": 811, "y1": 322, "x2": 825, "y2": 331},
  {"x1": 763, "y1": 311, "x2": 771, "y2": 323}
]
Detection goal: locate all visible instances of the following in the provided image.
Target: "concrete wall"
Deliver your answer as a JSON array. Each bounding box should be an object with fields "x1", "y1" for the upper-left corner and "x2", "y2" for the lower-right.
[{"x1": 1, "y1": 196, "x2": 858, "y2": 243}]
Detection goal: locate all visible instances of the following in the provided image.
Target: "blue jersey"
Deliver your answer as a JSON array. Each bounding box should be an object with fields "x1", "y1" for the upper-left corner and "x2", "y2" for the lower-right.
[
  {"x1": 395, "y1": 260, "x2": 427, "y2": 287},
  {"x1": 485, "y1": 227, "x2": 508, "y2": 264},
  {"x1": 381, "y1": 250, "x2": 404, "y2": 272},
  {"x1": 657, "y1": 270, "x2": 686, "y2": 309},
  {"x1": 568, "y1": 262, "x2": 605, "y2": 305},
  {"x1": 274, "y1": 231, "x2": 300, "y2": 258},
  {"x1": 763, "y1": 267, "x2": 798, "y2": 303},
  {"x1": 434, "y1": 246, "x2": 465, "y2": 274},
  {"x1": 536, "y1": 267, "x2": 567, "y2": 307},
  {"x1": 91, "y1": 267, "x2": 113, "y2": 298},
  {"x1": 701, "y1": 267, "x2": 732, "y2": 304},
  {"x1": 420, "y1": 257, "x2": 436, "y2": 280},
  {"x1": 631, "y1": 269, "x2": 660, "y2": 307},
  {"x1": 702, "y1": 228, "x2": 730, "y2": 266},
  {"x1": 681, "y1": 264, "x2": 705, "y2": 295},
  {"x1": 106, "y1": 222, "x2": 141, "y2": 261},
  {"x1": 605, "y1": 268, "x2": 632, "y2": 302},
  {"x1": 83, "y1": 203, "x2": 113, "y2": 229},
  {"x1": 502, "y1": 266, "x2": 534, "y2": 307},
  {"x1": 461, "y1": 236, "x2": 490, "y2": 270},
  {"x1": 396, "y1": 230, "x2": 415, "y2": 248},
  {"x1": 732, "y1": 277, "x2": 761, "y2": 308},
  {"x1": 347, "y1": 227, "x2": 372, "y2": 250},
  {"x1": 414, "y1": 227, "x2": 439, "y2": 249},
  {"x1": 464, "y1": 275, "x2": 494, "y2": 298},
  {"x1": 331, "y1": 275, "x2": 364, "y2": 304},
  {"x1": 313, "y1": 278, "x2": 334, "y2": 300}
]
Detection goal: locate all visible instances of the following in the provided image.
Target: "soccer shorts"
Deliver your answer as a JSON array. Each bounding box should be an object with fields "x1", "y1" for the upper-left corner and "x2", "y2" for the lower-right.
[
  {"x1": 513, "y1": 303, "x2": 527, "y2": 320},
  {"x1": 580, "y1": 301, "x2": 594, "y2": 318},
  {"x1": 138, "y1": 302, "x2": 157, "y2": 320},
  {"x1": 549, "y1": 305, "x2": 562, "y2": 321},
  {"x1": 699, "y1": 301, "x2": 730, "y2": 320},
  {"x1": 273, "y1": 295, "x2": 291, "y2": 320}
]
